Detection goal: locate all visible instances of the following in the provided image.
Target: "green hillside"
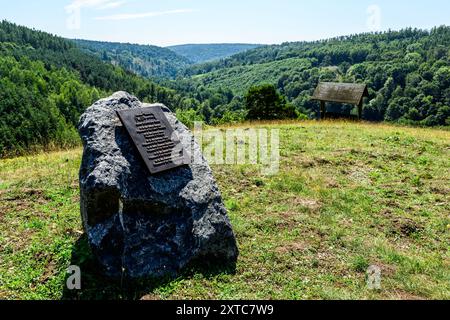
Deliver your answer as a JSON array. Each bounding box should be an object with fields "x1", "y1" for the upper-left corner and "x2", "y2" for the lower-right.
[
  {"x1": 182, "y1": 27, "x2": 450, "y2": 126},
  {"x1": 0, "y1": 21, "x2": 248, "y2": 156},
  {"x1": 1, "y1": 121, "x2": 448, "y2": 299},
  {"x1": 191, "y1": 57, "x2": 313, "y2": 95},
  {"x1": 167, "y1": 43, "x2": 263, "y2": 64},
  {"x1": 0, "y1": 21, "x2": 186, "y2": 157},
  {"x1": 74, "y1": 39, "x2": 191, "y2": 79}
]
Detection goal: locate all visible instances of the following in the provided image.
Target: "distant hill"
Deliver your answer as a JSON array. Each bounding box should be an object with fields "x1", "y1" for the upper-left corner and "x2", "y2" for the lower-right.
[
  {"x1": 167, "y1": 43, "x2": 263, "y2": 64},
  {"x1": 73, "y1": 39, "x2": 191, "y2": 79}
]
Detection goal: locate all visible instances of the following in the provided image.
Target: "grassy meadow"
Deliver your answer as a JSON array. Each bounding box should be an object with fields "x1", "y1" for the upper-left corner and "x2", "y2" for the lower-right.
[{"x1": 0, "y1": 120, "x2": 449, "y2": 300}]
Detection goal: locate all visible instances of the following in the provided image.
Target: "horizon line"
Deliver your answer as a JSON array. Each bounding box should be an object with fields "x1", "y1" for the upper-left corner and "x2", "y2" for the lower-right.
[{"x1": 1, "y1": 19, "x2": 447, "y2": 48}]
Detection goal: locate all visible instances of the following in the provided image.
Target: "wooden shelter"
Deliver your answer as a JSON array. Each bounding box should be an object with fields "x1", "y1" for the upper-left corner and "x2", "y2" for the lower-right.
[{"x1": 312, "y1": 82, "x2": 369, "y2": 120}]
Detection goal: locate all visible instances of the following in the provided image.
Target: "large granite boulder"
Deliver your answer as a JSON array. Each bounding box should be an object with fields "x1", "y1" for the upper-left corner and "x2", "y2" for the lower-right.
[{"x1": 78, "y1": 92, "x2": 238, "y2": 278}]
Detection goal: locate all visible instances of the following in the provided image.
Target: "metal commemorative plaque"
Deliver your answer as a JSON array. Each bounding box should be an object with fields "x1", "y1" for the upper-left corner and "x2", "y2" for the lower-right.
[{"x1": 117, "y1": 106, "x2": 187, "y2": 174}]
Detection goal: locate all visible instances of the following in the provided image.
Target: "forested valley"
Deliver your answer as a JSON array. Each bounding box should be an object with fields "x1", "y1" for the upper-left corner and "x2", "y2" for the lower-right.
[
  {"x1": 0, "y1": 20, "x2": 449, "y2": 157},
  {"x1": 178, "y1": 26, "x2": 450, "y2": 126}
]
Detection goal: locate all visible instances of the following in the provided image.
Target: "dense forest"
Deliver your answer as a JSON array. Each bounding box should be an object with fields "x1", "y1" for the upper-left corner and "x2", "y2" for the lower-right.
[
  {"x1": 72, "y1": 41, "x2": 261, "y2": 78},
  {"x1": 1, "y1": 20, "x2": 449, "y2": 156},
  {"x1": 0, "y1": 21, "x2": 198, "y2": 156},
  {"x1": 180, "y1": 27, "x2": 450, "y2": 126},
  {"x1": 167, "y1": 43, "x2": 263, "y2": 64},
  {"x1": 74, "y1": 39, "x2": 191, "y2": 79}
]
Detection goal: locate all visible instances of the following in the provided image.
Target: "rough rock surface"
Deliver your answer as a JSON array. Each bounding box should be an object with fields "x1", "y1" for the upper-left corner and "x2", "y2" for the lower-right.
[{"x1": 78, "y1": 92, "x2": 238, "y2": 278}]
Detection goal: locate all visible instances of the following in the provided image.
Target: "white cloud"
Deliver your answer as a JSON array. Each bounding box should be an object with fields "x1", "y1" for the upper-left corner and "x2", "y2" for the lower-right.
[{"x1": 95, "y1": 9, "x2": 197, "y2": 21}]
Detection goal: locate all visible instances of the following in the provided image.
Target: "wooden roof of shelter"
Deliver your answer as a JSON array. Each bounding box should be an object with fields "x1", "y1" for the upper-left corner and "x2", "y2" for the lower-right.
[{"x1": 312, "y1": 82, "x2": 369, "y2": 105}]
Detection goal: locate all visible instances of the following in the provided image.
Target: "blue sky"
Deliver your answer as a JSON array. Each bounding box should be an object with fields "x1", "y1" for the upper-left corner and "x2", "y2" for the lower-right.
[{"x1": 1, "y1": 0, "x2": 449, "y2": 46}]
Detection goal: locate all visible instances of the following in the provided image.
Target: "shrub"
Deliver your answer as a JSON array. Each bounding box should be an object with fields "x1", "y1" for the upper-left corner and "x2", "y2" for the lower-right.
[{"x1": 245, "y1": 84, "x2": 298, "y2": 120}]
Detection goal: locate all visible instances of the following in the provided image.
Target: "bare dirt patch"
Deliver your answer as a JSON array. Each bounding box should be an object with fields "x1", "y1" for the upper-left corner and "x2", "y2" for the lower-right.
[
  {"x1": 395, "y1": 219, "x2": 423, "y2": 237},
  {"x1": 380, "y1": 209, "x2": 424, "y2": 237},
  {"x1": 347, "y1": 166, "x2": 372, "y2": 185},
  {"x1": 387, "y1": 290, "x2": 426, "y2": 300},
  {"x1": 140, "y1": 293, "x2": 161, "y2": 300},
  {"x1": 1, "y1": 188, "x2": 48, "y2": 202},
  {"x1": 379, "y1": 263, "x2": 397, "y2": 277},
  {"x1": 292, "y1": 197, "x2": 322, "y2": 211},
  {"x1": 300, "y1": 159, "x2": 316, "y2": 168},
  {"x1": 0, "y1": 188, "x2": 53, "y2": 217},
  {"x1": 276, "y1": 242, "x2": 309, "y2": 255},
  {"x1": 39, "y1": 260, "x2": 57, "y2": 285},
  {"x1": 325, "y1": 177, "x2": 340, "y2": 188},
  {"x1": 430, "y1": 185, "x2": 450, "y2": 195},
  {"x1": 314, "y1": 157, "x2": 333, "y2": 166}
]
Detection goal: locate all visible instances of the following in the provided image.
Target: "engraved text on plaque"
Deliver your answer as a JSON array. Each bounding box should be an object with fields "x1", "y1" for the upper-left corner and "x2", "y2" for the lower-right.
[{"x1": 117, "y1": 106, "x2": 187, "y2": 174}]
